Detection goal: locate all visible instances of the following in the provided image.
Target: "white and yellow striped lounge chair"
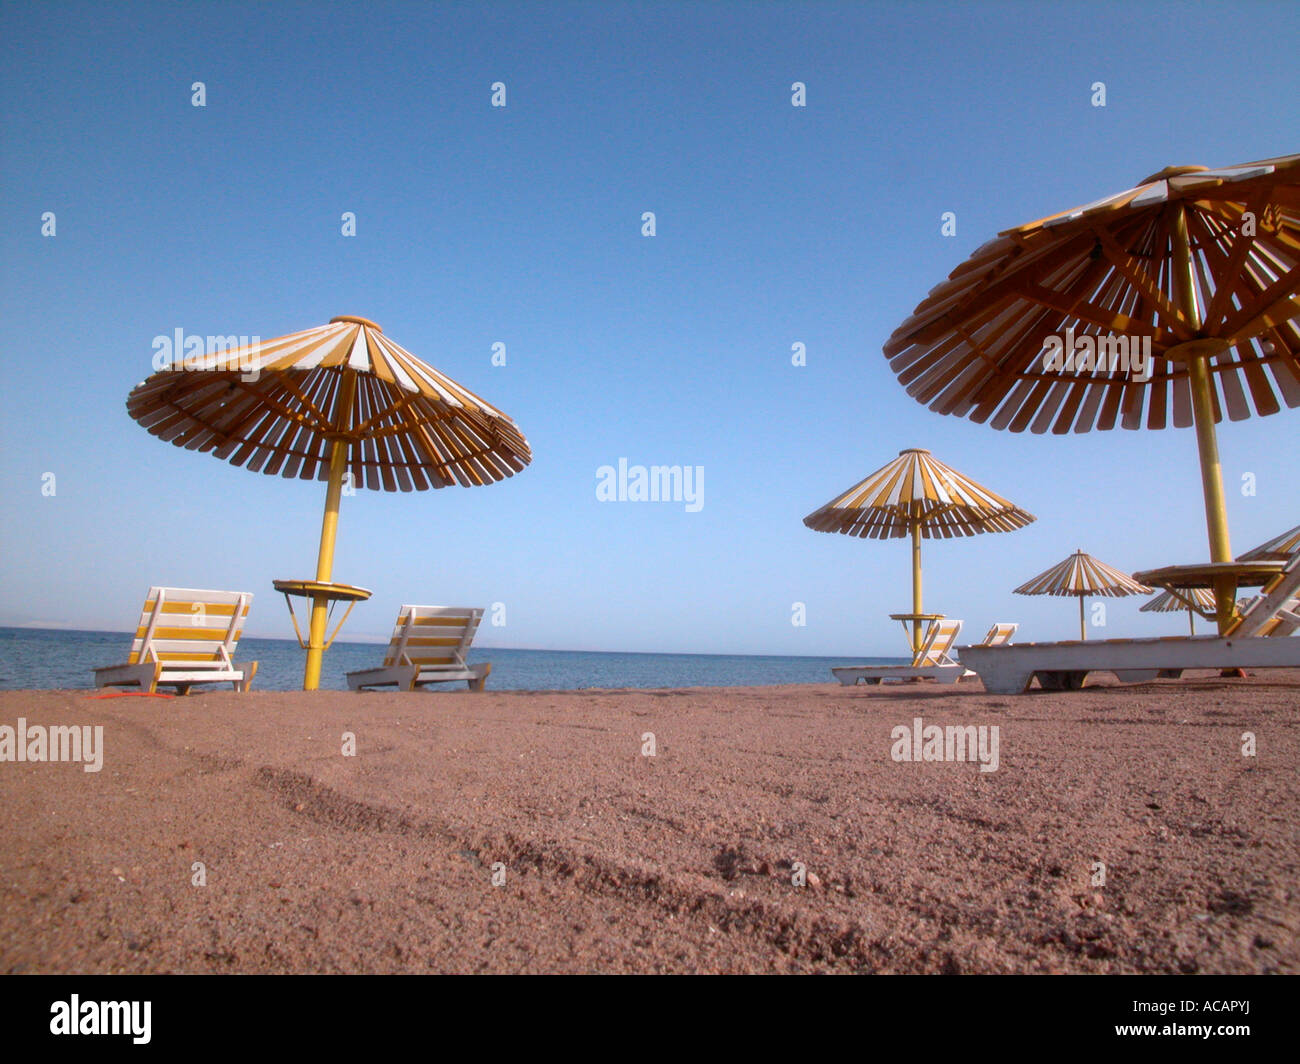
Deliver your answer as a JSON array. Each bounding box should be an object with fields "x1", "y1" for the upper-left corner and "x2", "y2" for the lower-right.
[
  {"x1": 1228, "y1": 563, "x2": 1300, "y2": 639},
  {"x1": 979, "y1": 623, "x2": 1018, "y2": 647},
  {"x1": 1234, "y1": 591, "x2": 1300, "y2": 638},
  {"x1": 93, "y1": 587, "x2": 258, "y2": 694},
  {"x1": 347, "y1": 606, "x2": 492, "y2": 692},
  {"x1": 832, "y1": 619, "x2": 970, "y2": 685}
]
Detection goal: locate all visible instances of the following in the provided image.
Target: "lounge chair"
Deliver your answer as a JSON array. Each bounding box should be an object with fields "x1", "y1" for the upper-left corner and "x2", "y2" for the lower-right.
[
  {"x1": 93, "y1": 587, "x2": 258, "y2": 694},
  {"x1": 958, "y1": 555, "x2": 1300, "y2": 694},
  {"x1": 832, "y1": 619, "x2": 970, "y2": 685},
  {"x1": 347, "y1": 606, "x2": 492, "y2": 692},
  {"x1": 1234, "y1": 594, "x2": 1300, "y2": 637},
  {"x1": 980, "y1": 623, "x2": 1018, "y2": 647}
]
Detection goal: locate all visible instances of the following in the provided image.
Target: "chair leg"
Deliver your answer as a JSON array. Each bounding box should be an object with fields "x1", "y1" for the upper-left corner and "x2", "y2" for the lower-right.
[
  {"x1": 468, "y1": 663, "x2": 491, "y2": 691},
  {"x1": 234, "y1": 661, "x2": 259, "y2": 692}
]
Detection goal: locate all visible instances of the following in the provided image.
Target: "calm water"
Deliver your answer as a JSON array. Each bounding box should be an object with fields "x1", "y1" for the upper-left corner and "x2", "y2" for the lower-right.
[{"x1": 0, "y1": 627, "x2": 904, "y2": 692}]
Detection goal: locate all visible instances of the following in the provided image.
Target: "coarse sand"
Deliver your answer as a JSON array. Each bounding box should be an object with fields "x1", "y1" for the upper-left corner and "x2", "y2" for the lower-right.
[{"x1": 1, "y1": 673, "x2": 1296, "y2": 974}]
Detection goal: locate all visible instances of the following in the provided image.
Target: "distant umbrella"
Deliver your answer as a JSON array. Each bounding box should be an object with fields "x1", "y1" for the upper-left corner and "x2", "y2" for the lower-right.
[
  {"x1": 1141, "y1": 587, "x2": 1216, "y2": 635},
  {"x1": 803, "y1": 448, "x2": 1035, "y2": 650},
  {"x1": 1015, "y1": 550, "x2": 1152, "y2": 640}
]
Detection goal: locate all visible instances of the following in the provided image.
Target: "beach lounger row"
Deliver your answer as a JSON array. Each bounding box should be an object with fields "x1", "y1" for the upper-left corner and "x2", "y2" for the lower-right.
[
  {"x1": 832, "y1": 620, "x2": 1016, "y2": 685},
  {"x1": 86, "y1": 555, "x2": 1300, "y2": 697},
  {"x1": 92, "y1": 589, "x2": 491, "y2": 694},
  {"x1": 957, "y1": 556, "x2": 1300, "y2": 694}
]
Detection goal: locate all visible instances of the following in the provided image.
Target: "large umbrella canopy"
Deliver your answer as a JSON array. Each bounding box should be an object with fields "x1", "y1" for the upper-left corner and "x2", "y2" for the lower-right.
[
  {"x1": 126, "y1": 315, "x2": 531, "y2": 688},
  {"x1": 1015, "y1": 550, "x2": 1152, "y2": 640},
  {"x1": 128, "y1": 316, "x2": 530, "y2": 489},
  {"x1": 1141, "y1": 587, "x2": 1217, "y2": 635},
  {"x1": 884, "y1": 154, "x2": 1300, "y2": 634},
  {"x1": 1237, "y1": 523, "x2": 1300, "y2": 562},
  {"x1": 803, "y1": 448, "x2": 1035, "y2": 649}
]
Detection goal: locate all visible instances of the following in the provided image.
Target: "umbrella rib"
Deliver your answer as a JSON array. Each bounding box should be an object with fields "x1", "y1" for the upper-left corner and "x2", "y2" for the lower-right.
[
  {"x1": 1019, "y1": 281, "x2": 1170, "y2": 344},
  {"x1": 1185, "y1": 206, "x2": 1248, "y2": 331},
  {"x1": 1001, "y1": 254, "x2": 1120, "y2": 431},
  {"x1": 411, "y1": 419, "x2": 463, "y2": 485},
  {"x1": 1092, "y1": 225, "x2": 1188, "y2": 337},
  {"x1": 200, "y1": 384, "x2": 294, "y2": 450},
  {"x1": 950, "y1": 321, "x2": 1004, "y2": 370},
  {"x1": 220, "y1": 378, "x2": 323, "y2": 451},
  {"x1": 149, "y1": 383, "x2": 279, "y2": 454},
  {"x1": 232, "y1": 376, "x2": 334, "y2": 435},
  {"x1": 909, "y1": 235, "x2": 1093, "y2": 346},
  {"x1": 353, "y1": 389, "x2": 422, "y2": 436},
  {"x1": 972, "y1": 253, "x2": 1123, "y2": 405},
  {"x1": 1201, "y1": 198, "x2": 1300, "y2": 255},
  {"x1": 1197, "y1": 194, "x2": 1269, "y2": 329},
  {"x1": 961, "y1": 303, "x2": 1065, "y2": 405},
  {"x1": 918, "y1": 499, "x2": 1021, "y2": 526},
  {"x1": 1222, "y1": 287, "x2": 1300, "y2": 343}
]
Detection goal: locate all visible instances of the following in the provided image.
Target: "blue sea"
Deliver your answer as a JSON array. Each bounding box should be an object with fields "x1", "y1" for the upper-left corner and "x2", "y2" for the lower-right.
[{"x1": 0, "y1": 627, "x2": 904, "y2": 692}]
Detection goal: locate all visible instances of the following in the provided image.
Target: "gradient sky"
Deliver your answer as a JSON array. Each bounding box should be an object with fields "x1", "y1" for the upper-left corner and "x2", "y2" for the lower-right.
[{"x1": 1, "y1": 0, "x2": 1297, "y2": 656}]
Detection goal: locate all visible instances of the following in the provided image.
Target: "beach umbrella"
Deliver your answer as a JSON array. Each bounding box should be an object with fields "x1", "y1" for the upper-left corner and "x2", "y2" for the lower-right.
[
  {"x1": 125, "y1": 315, "x2": 531, "y2": 689},
  {"x1": 883, "y1": 154, "x2": 1300, "y2": 634},
  {"x1": 1237, "y1": 523, "x2": 1300, "y2": 562},
  {"x1": 803, "y1": 447, "x2": 1035, "y2": 651},
  {"x1": 1014, "y1": 550, "x2": 1152, "y2": 640},
  {"x1": 1141, "y1": 587, "x2": 1216, "y2": 635}
]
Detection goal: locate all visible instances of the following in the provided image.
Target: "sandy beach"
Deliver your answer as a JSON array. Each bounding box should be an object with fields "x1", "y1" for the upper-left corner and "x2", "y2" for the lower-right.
[{"x1": 0, "y1": 674, "x2": 1296, "y2": 975}]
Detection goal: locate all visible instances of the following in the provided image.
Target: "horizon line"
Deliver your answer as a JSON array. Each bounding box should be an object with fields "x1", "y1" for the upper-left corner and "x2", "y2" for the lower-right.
[{"x1": 0, "y1": 624, "x2": 887, "y2": 661}]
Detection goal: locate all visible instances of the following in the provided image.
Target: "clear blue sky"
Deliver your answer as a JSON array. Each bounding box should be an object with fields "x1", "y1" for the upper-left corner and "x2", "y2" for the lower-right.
[{"x1": 1, "y1": 0, "x2": 1297, "y2": 655}]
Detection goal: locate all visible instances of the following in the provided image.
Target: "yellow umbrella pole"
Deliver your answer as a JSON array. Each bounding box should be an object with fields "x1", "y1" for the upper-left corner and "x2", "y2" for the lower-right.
[
  {"x1": 1169, "y1": 204, "x2": 1236, "y2": 634},
  {"x1": 1078, "y1": 595, "x2": 1087, "y2": 641},
  {"x1": 303, "y1": 373, "x2": 357, "y2": 690},
  {"x1": 911, "y1": 521, "x2": 923, "y2": 653}
]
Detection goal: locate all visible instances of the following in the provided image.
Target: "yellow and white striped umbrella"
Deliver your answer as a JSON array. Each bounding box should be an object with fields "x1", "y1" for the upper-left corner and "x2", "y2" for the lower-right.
[
  {"x1": 1237, "y1": 523, "x2": 1300, "y2": 562},
  {"x1": 1015, "y1": 550, "x2": 1152, "y2": 640},
  {"x1": 1141, "y1": 587, "x2": 1216, "y2": 634},
  {"x1": 127, "y1": 316, "x2": 530, "y2": 491},
  {"x1": 803, "y1": 448, "x2": 1034, "y2": 650},
  {"x1": 802, "y1": 448, "x2": 1034, "y2": 539},
  {"x1": 883, "y1": 154, "x2": 1300, "y2": 634},
  {"x1": 126, "y1": 315, "x2": 531, "y2": 690}
]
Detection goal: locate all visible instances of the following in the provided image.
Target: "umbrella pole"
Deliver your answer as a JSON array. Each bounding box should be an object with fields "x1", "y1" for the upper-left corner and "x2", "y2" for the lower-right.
[
  {"x1": 1169, "y1": 204, "x2": 1236, "y2": 634},
  {"x1": 911, "y1": 522, "x2": 922, "y2": 653},
  {"x1": 1079, "y1": 595, "x2": 1086, "y2": 641},
  {"x1": 1188, "y1": 609, "x2": 1195, "y2": 636},
  {"x1": 303, "y1": 447, "x2": 347, "y2": 689},
  {"x1": 303, "y1": 375, "x2": 357, "y2": 690},
  {"x1": 1186, "y1": 355, "x2": 1237, "y2": 631}
]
